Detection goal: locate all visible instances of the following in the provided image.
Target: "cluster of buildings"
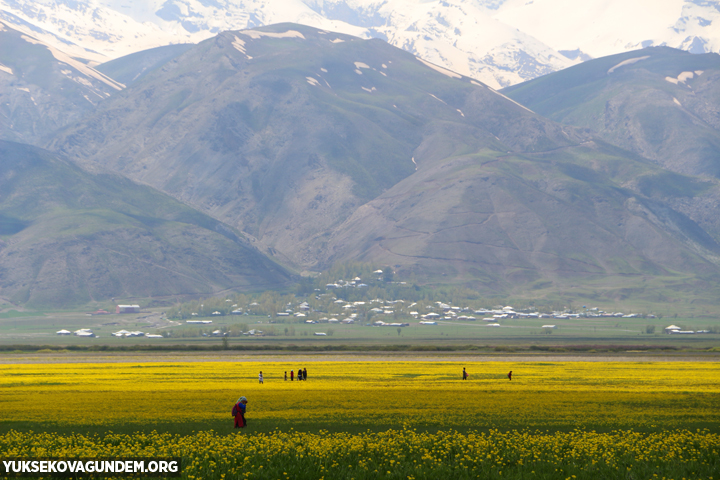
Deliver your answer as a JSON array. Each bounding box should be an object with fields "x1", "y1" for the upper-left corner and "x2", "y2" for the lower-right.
[
  {"x1": 663, "y1": 325, "x2": 711, "y2": 334},
  {"x1": 198, "y1": 329, "x2": 226, "y2": 336},
  {"x1": 111, "y1": 330, "x2": 163, "y2": 338},
  {"x1": 304, "y1": 316, "x2": 357, "y2": 324},
  {"x1": 418, "y1": 305, "x2": 525, "y2": 324},
  {"x1": 54, "y1": 304, "x2": 166, "y2": 338},
  {"x1": 372, "y1": 320, "x2": 410, "y2": 327},
  {"x1": 55, "y1": 328, "x2": 162, "y2": 338},
  {"x1": 256, "y1": 295, "x2": 664, "y2": 332},
  {"x1": 56, "y1": 329, "x2": 95, "y2": 337},
  {"x1": 277, "y1": 302, "x2": 311, "y2": 319},
  {"x1": 170, "y1": 279, "x2": 688, "y2": 339},
  {"x1": 418, "y1": 304, "x2": 646, "y2": 321},
  {"x1": 325, "y1": 276, "x2": 368, "y2": 289}
]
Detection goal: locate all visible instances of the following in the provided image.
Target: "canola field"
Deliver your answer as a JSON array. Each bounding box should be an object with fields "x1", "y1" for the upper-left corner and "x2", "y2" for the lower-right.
[{"x1": 1, "y1": 360, "x2": 719, "y2": 479}]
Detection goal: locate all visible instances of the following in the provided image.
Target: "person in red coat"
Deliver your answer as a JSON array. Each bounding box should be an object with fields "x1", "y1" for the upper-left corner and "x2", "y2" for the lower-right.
[
  {"x1": 508, "y1": 371, "x2": 512, "y2": 381},
  {"x1": 233, "y1": 397, "x2": 248, "y2": 428}
]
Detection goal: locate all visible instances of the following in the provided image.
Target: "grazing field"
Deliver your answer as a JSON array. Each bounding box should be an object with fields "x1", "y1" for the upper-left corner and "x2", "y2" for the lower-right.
[
  {"x1": 1, "y1": 308, "x2": 720, "y2": 349},
  {"x1": 1, "y1": 360, "x2": 719, "y2": 479}
]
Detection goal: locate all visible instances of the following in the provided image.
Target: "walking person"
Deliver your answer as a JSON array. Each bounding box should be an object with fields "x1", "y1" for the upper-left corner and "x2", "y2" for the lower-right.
[
  {"x1": 259, "y1": 371, "x2": 263, "y2": 384},
  {"x1": 233, "y1": 396, "x2": 248, "y2": 429},
  {"x1": 284, "y1": 371, "x2": 287, "y2": 381},
  {"x1": 508, "y1": 370, "x2": 512, "y2": 381},
  {"x1": 290, "y1": 370, "x2": 294, "y2": 381},
  {"x1": 298, "y1": 366, "x2": 303, "y2": 381},
  {"x1": 463, "y1": 367, "x2": 468, "y2": 380},
  {"x1": 303, "y1": 367, "x2": 308, "y2": 381}
]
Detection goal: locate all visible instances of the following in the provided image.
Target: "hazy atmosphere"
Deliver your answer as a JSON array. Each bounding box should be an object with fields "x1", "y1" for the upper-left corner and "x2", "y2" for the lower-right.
[{"x1": 1, "y1": 1, "x2": 719, "y2": 479}]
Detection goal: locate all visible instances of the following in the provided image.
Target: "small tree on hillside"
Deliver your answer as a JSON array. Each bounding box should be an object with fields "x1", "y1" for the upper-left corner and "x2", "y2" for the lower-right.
[{"x1": 382, "y1": 266, "x2": 394, "y2": 283}]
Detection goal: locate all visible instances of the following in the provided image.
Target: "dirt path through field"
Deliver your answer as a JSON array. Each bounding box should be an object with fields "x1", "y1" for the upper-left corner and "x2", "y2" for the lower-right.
[{"x1": 1, "y1": 351, "x2": 718, "y2": 364}]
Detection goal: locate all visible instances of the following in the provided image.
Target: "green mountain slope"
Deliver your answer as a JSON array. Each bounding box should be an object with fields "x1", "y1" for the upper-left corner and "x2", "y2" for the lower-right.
[
  {"x1": 0, "y1": 141, "x2": 290, "y2": 308},
  {"x1": 503, "y1": 47, "x2": 720, "y2": 178}
]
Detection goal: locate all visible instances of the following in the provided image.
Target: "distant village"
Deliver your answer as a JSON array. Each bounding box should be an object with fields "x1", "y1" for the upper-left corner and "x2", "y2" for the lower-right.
[
  {"x1": 54, "y1": 304, "x2": 163, "y2": 339},
  {"x1": 54, "y1": 270, "x2": 714, "y2": 338}
]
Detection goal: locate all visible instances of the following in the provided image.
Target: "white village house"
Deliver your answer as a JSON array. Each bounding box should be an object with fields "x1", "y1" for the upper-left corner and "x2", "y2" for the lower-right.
[{"x1": 116, "y1": 304, "x2": 140, "y2": 314}]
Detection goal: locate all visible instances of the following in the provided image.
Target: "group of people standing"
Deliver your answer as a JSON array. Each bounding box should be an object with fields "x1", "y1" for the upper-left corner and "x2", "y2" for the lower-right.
[
  {"x1": 285, "y1": 368, "x2": 307, "y2": 381},
  {"x1": 258, "y1": 368, "x2": 310, "y2": 383}
]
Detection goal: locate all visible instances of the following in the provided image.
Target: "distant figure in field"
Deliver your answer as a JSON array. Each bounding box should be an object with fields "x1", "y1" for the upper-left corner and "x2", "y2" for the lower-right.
[
  {"x1": 290, "y1": 370, "x2": 294, "y2": 381},
  {"x1": 284, "y1": 371, "x2": 287, "y2": 381},
  {"x1": 508, "y1": 371, "x2": 512, "y2": 381},
  {"x1": 297, "y1": 366, "x2": 303, "y2": 381},
  {"x1": 233, "y1": 396, "x2": 248, "y2": 429},
  {"x1": 303, "y1": 368, "x2": 308, "y2": 381},
  {"x1": 259, "y1": 371, "x2": 263, "y2": 384},
  {"x1": 463, "y1": 367, "x2": 468, "y2": 380}
]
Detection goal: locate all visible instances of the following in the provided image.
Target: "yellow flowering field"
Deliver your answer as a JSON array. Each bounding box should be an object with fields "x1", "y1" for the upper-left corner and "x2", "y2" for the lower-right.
[
  {"x1": 2, "y1": 428, "x2": 718, "y2": 479},
  {"x1": 1, "y1": 361, "x2": 719, "y2": 430},
  {"x1": 1, "y1": 360, "x2": 719, "y2": 479}
]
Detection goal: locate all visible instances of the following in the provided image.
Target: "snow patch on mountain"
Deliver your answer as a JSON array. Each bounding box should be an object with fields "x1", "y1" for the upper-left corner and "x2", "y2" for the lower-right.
[
  {"x1": 20, "y1": 32, "x2": 125, "y2": 90},
  {"x1": 664, "y1": 70, "x2": 699, "y2": 84},
  {"x1": 417, "y1": 58, "x2": 461, "y2": 79},
  {"x1": 0, "y1": 0, "x2": 188, "y2": 61},
  {"x1": 1, "y1": 0, "x2": 719, "y2": 88},
  {"x1": 242, "y1": 29, "x2": 306, "y2": 39},
  {"x1": 310, "y1": 0, "x2": 575, "y2": 87},
  {"x1": 607, "y1": 55, "x2": 650, "y2": 74},
  {"x1": 489, "y1": 88, "x2": 535, "y2": 114}
]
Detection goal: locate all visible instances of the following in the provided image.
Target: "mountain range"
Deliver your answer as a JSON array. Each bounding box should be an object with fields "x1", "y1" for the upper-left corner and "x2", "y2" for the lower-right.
[
  {"x1": 2, "y1": 21, "x2": 720, "y2": 307},
  {"x1": 45, "y1": 24, "x2": 720, "y2": 301},
  {"x1": 2, "y1": 0, "x2": 719, "y2": 88}
]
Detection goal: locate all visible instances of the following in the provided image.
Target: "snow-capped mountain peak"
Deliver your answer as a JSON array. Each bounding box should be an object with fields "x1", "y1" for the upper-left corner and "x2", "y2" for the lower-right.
[{"x1": 1, "y1": 0, "x2": 718, "y2": 88}]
